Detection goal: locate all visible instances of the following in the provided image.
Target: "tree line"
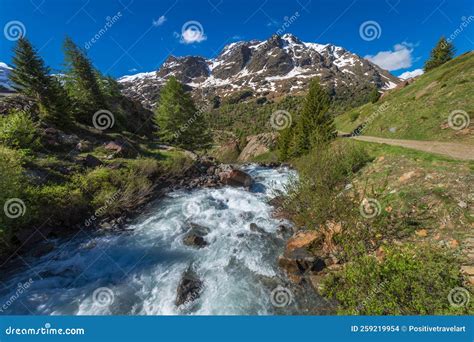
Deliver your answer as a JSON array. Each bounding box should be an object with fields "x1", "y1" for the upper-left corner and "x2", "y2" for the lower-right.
[
  {"x1": 8, "y1": 37, "x2": 211, "y2": 150},
  {"x1": 8, "y1": 34, "x2": 455, "y2": 154}
]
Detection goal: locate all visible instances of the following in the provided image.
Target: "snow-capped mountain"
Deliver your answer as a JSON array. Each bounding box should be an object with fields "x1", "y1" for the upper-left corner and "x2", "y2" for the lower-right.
[
  {"x1": 118, "y1": 34, "x2": 400, "y2": 108},
  {"x1": 0, "y1": 62, "x2": 14, "y2": 93}
]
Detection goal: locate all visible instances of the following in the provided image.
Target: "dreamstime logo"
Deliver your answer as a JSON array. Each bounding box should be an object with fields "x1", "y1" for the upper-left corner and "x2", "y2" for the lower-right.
[
  {"x1": 359, "y1": 198, "x2": 381, "y2": 218},
  {"x1": 182, "y1": 201, "x2": 202, "y2": 218},
  {"x1": 448, "y1": 109, "x2": 470, "y2": 131},
  {"x1": 92, "y1": 287, "x2": 115, "y2": 307},
  {"x1": 181, "y1": 21, "x2": 206, "y2": 44},
  {"x1": 447, "y1": 287, "x2": 470, "y2": 308},
  {"x1": 270, "y1": 110, "x2": 292, "y2": 130},
  {"x1": 84, "y1": 11, "x2": 123, "y2": 50},
  {"x1": 270, "y1": 286, "x2": 293, "y2": 307},
  {"x1": 3, "y1": 198, "x2": 26, "y2": 219},
  {"x1": 3, "y1": 20, "x2": 26, "y2": 41},
  {"x1": 359, "y1": 20, "x2": 382, "y2": 41},
  {"x1": 442, "y1": 16, "x2": 474, "y2": 49},
  {"x1": 92, "y1": 109, "x2": 115, "y2": 130}
]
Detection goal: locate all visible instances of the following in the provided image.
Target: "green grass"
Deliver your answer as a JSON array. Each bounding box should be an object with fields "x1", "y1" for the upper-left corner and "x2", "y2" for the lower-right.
[
  {"x1": 322, "y1": 244, "x2": 472, "y2": 315},
  {"x1": 335, "y1": 52, "x2": 474, "y2": 143}
]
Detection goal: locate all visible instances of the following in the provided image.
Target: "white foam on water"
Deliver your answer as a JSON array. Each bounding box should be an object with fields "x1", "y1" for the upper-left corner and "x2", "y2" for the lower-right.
[{"x1": 0, "y1": 165, "x2": 296, "y2": 315}]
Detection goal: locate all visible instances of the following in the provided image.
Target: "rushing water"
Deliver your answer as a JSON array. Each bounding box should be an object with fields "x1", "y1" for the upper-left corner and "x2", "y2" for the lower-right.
[{"x1": 0, "y1": 165, "x2": 328, "y2": 315}]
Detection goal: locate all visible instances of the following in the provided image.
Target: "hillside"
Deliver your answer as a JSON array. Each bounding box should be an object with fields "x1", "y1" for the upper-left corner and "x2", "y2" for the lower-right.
[{"x1": 335, "y1": 51, "x2": 473, "y2": 144}]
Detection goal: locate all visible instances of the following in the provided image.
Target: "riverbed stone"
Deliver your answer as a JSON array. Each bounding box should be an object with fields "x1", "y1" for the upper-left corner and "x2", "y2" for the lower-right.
[
  {"x1": 183, "y1": 223, "x2": 210, "y2": 248},
  {"x1": 219, "y1": 169, "x2": 252, "y2": 188},
  {"x1": 175, "y1": 268, "x2": 203, "y2": 306}
]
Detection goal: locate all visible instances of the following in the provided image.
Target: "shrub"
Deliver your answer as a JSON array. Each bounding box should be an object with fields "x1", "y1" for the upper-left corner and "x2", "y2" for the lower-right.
[
  {"x1": 283, "y1": 140, "x2": 371, "y2": 229},
  {"x1": 322, "y1": 244, "x2": 471, "y2": 315},
  {"x1": 129, "y1": 158, "x2": 161, "y2": 179},
  {"x1": 0, "y1": 110, "x2": 39, "y2": 150},
  {"x1": 349, "y1": 111, "x2": 359, "y2": 122},
  {"x1": 0, "y1": 146, "x2": 26, "y2": 245},
  {"x1": 27, "y1": 184, "x2": 88, "y2": 227}
]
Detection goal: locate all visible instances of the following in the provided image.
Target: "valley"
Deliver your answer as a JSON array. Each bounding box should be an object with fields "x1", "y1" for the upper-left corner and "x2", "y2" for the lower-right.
[{"x1": 0, "y1": 32, "x2": 472, "y2": 316}]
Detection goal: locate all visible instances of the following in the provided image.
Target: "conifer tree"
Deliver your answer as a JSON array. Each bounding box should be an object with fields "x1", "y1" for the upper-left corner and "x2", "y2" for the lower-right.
[
  {"x1": 63, "y1": 37, "x2": 105, "y2": 122},
  {"x1": 369, "y1": 86, "x2": 381, "y2": 103},
  {"x1": 277, "y1": 124, "x2": 294, "y2": 160},
  {"x1": 289, "y1": 78, "x2": 333, "y2": 157},
  {"x1": 154, "y1": 76, "x2": 211, "y2": 150},
  {"x1": 424, "y1": 36, "x2": 455, "y2": 72},
  {"x1": 10, "y1": 37, "x2": 71, "y2": 127}
]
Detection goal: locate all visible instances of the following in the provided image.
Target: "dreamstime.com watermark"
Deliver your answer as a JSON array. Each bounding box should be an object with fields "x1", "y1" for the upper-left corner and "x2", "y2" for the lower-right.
[
  {"x1": 84, "y1": 11, "x2": 123, "y2": 50},
  {"x1": 5, "y1": 323, "x2": 85, "y2": 336},
  {"x1": 92, "y1": 287, "x2": 115, "y2": 307},
  {"x1": 270, "y1": 110, "x2": 292, "y2": 130},
  {"x1": 448, "y1": 109, "x2": 470, "y2": 131},
  {"x1": 92, "y1": 109, "x2": 115, "y2": 131},
  {"x1": 0, "y1": 278, "x2": 33, "y2": 313},
  {"x1": 3, "y1": 20, "x2": 26, "y2": 41},
  {"x1": 270, "y1": 285, "x2": 294, "y2": 307},
  {"x1": 351, "y1": 102, "x2": 389, "y2": 136},
  {"x1": 359, "y1": 198, "x2": 381, "y2": 219},
  {"x1": 359, "y1": 20, "x2": 382, "y2": 41},
  {"x1": 441, "y1": 15, "x2": 474, "y2": 49},
  {"x1": 84, "y1": 190, "x2": 122, "y2": 227},
  {"x1": 448, "y1": 287, "x2": 470, "y2": 308},
  {"x1": 3, "y1": 198, "x2": 26, "y2": 219},
  {"x1": 172, "y1": 101, "x2": 212, "y2": 140}
]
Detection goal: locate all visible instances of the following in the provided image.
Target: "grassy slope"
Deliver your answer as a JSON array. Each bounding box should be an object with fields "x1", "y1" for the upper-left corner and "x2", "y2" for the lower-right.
[{"x1": 335, "y1": 52, "x2": 473, "y2": 144}]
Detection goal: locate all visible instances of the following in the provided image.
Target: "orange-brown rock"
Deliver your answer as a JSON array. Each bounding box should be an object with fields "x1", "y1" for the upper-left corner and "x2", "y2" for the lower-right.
[{"x1": 285, "y1": 230, "x2": 320, "y2": 255}]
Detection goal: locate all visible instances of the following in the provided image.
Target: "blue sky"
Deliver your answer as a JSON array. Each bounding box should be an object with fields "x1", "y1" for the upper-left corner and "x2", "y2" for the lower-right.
[{"x1": 0, "y1": 0, "x2": 473, "y2": 78}]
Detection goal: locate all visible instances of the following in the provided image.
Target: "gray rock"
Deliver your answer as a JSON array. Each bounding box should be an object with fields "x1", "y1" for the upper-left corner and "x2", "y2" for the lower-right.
[{"x1": 175, "y1": 268, "x2": 203, "y2": 306}]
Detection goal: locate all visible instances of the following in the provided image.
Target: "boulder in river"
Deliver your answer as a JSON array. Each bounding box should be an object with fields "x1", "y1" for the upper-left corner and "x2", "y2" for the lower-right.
[
  {"x1": 183, "y1": 223, "x2": 210, "y2": 248},
  {"x1": 249, "y1": 222, "x2": 267, "y2": 235},
  {"x1": 175, "y1": 268, "x2": 203, "y2": 307},
  {"x1": 219, "y1": 169, "x2": 252, "y2": 188}
]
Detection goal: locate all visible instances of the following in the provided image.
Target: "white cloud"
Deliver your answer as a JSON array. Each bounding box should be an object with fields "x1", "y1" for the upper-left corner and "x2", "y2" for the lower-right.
[
  {"x1": 153, "y1": 15, "x2": 166, "y2": 27},
  {"x1": 398, "y1": 68, "x2": 424, "y2": 80},
  {"x1": 365, "y1": 42, "x2": 414, "y2": 71},
  {"x1": 180, "y1": 28, "x2": 207, "y2": 44}
]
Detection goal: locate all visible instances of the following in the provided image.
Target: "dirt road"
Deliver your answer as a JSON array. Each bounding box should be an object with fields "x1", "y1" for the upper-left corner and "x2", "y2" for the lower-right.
[{"x1": 349, "y1": 135, "x2": 474, "y2": 161}]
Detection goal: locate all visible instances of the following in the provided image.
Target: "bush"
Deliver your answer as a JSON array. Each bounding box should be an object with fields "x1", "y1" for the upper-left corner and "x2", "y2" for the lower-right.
[
  {"x1": 0, "y1": 110, "x2": 39, "y2": 150},
  {"x1": 0, "y1": 146, "x2": 26, "y2": 245},
  {"x1": 322, "y1": 244, "x2": 471, "y2": 315},
  {"x1": 27, "y1": 184, "x2": 88, "y2": 227},
  {"x1": 283, "y1": 140, "x2": 371, "y2": 229},
  {"x1": 349, "y1": 111, "x2": 359, "y2": 122},
  {"x1": 73, "y1": 162, "x2": 157, "y2": 216}
]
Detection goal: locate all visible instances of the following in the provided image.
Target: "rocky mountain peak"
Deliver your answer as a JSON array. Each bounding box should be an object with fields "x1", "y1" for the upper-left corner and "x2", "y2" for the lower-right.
[{"x1": 118, "y1": 33, "x2": 400, "y2": 108}]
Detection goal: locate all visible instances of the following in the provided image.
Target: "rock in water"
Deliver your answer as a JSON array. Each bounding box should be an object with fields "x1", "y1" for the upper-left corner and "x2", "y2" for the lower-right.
[
  {"x1": 183, "y1": 223, "x2": 210, "y2": 248},
  {"x1": 219, "y1": 169, "x2": 252, "y2": 188},
  {"x1": 175, "y1": 268, "x2": 203, "y2": 307}
]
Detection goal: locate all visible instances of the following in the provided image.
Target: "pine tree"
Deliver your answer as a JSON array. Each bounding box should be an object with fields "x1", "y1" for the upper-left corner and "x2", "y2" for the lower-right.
[
  {"x1": 63, "y1": 37, "x2": 105, "y2": 123},
  {"x1": 289, "y1": 78, "x2": 333, "y2": 157},
  {"x1": 424, "y1": 36, "x2": 455, "y2": 72},
  {"x1": 369, "y1": 86, "x2": 381, "y2": 103},
  {"x1": 154, "y1": 76, "x2": 211, "y2": 150},
  {"x1": 277, "y1": 125, "x2": 294, "y2": 160},
  {"x1": 10, "y1": 37, "x2": 71, "y2": 127}
]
